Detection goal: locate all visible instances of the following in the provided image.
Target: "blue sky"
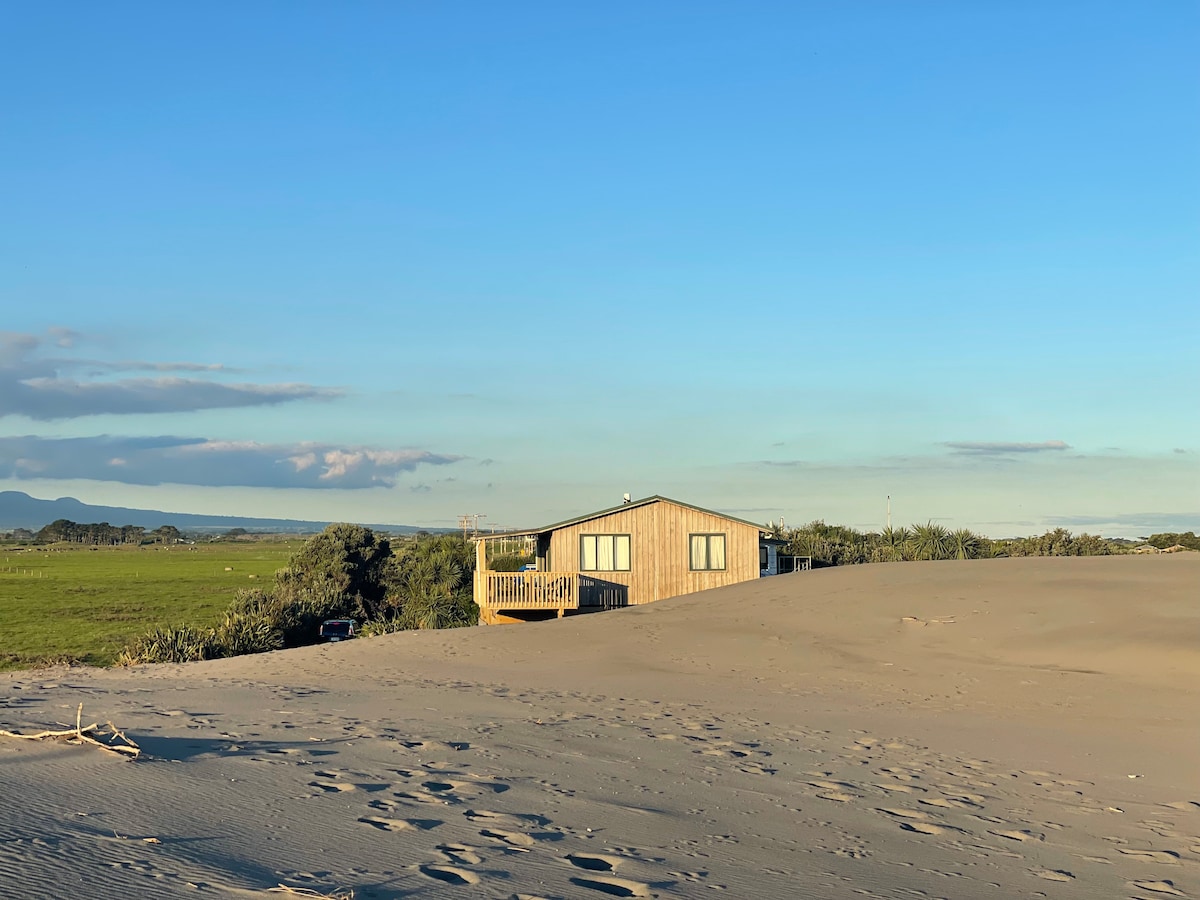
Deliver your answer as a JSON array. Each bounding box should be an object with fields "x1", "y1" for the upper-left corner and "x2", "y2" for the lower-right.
[{"x1": 2, "y1": 2, "x2": 1196, "y2": 537}]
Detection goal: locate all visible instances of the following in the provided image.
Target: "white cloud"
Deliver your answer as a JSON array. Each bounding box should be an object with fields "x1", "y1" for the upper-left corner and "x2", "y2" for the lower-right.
[
  {"x1": 0, "y1": 330, "x2": 338, "y2": 420},
  {"x1": 943, "y1": 440, "x2": 1071, "y2": 454},
  {"x1": 0, "y1": 435, "x2": 463, "y2": 489}
]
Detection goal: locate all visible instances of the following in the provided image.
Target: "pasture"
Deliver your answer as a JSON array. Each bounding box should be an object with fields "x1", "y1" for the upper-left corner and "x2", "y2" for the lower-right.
[{"x1": 0, "y1": 541, "x2": 297, "y2": 670}]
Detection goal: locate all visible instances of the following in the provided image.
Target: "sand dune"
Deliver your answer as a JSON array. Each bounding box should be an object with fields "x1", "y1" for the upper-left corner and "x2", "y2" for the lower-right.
[{"x1": 2, "y1": 555, "x2": 1197, "y2": 899}]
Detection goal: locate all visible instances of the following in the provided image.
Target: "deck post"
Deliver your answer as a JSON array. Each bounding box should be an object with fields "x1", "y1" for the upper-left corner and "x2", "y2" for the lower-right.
[{"x1": 474, "y1": 538, "x2": 487, "y2": 616}]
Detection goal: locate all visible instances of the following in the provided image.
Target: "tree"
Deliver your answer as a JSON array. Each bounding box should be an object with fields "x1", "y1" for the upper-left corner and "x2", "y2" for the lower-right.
[
  {"x1": 880, "y1": 526, "x2": 911, "y2": 562},
  {"x1": 910, "y1": 522, "x2": 952, "y2": 561},
  {"x1": 384, "y1": 534, "x2": 478, "y2": 629},
  {"x1": 274, "y1": 523, "x2": 393, "y2": 622},
  {"x1": 151, "y1": 525, "x2": 181, "y2": 544},
  {"x1": 1146, "y1": 531, "x2": 1200, "y2": 551},
  {"x1": 949, "y1": 528, "x2": 983, "y2": 560}
]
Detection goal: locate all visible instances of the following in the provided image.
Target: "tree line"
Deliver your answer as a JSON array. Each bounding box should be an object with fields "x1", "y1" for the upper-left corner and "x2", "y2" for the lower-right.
[
  {"x1": 773, "y1": 520, "x2": 1121, "y2": 568},
  {"x1": 1144, "y1": 531, "x2": 1200, "y2": 551},
  {"x1": 31, "y1": 518, "x2": 182, "y2": 546}
]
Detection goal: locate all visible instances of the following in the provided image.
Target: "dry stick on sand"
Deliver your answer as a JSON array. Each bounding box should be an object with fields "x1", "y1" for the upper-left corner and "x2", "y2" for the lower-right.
[
  {"x1": 268, "y1": 887, "x2": 355, "y2": 900},
  {"x1": 0, "y1": 703, "x2": 141, "y2": 759}
]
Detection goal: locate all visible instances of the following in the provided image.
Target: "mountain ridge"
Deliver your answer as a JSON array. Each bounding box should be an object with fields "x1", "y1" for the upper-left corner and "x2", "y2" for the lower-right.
[{"x1": 0, "y1": 491, "x2": 429, "y2": 534}]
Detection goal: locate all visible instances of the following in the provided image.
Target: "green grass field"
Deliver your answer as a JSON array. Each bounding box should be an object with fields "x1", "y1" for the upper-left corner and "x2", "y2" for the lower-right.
[{"x1": 0, "y1": 542, "x2": 298, "y2": 670}]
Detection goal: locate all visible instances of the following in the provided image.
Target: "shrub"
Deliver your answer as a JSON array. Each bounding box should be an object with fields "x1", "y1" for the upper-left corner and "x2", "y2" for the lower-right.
[
  {"x1": 386, "y1": 534, "x2": 478, "y2": 628},
  {"x1": 214, "y1": 610, "x2": 283, "y2": 656},
  {"x1": 359, "y1": 617, "x2": 408, "y2": 637},
  {"x1": 119, "y1": 625, "x2": 220, "y2": 665},
  {"x1": 398, "y1": 590, "x2": 479, "y2": 630},
  {"x1": 488, "y1": 554, "x2": 530, "y2": 572},
  {"x1": 275, "y1": 523, "x2": 392, "y2": 621}
]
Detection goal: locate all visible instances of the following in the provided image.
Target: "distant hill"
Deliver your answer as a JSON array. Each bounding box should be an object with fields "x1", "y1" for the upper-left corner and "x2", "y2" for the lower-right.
[{"x1": 0, "y1": 491, "x2": 430, "y2": 535}]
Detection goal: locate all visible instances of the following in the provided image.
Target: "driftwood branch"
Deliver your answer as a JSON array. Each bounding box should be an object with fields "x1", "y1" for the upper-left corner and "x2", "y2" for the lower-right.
[
  {"x1": 268, "y1": 886, "x2": 355, "y2": 899},
  {"x1": 0, "y1": 703, "x2": 141, "y2": 759}
]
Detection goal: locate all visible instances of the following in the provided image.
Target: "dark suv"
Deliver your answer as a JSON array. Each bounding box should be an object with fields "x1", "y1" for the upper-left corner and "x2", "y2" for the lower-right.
[{"x1": 318, "y1": 619, "x2": 356, "y2": 642}]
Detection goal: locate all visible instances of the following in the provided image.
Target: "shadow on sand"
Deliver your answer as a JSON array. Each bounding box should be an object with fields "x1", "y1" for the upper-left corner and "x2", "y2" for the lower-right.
[{"x1": 134, "y1": 734, "x2": 354, "y2": 762}]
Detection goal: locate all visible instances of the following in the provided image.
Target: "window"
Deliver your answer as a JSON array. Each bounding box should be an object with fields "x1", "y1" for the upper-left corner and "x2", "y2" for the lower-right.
[
  {"x1": 689, "y1": 533, "x2": 726, "y2": 571},
  {"x1": 580, "y1": 534, "x2": 631, "y2": 571}
]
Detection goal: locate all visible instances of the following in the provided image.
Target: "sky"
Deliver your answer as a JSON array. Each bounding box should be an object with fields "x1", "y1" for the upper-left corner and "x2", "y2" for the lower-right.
[{"x1": 1, "y1": 2, "x2": 1197, "y2": 537}]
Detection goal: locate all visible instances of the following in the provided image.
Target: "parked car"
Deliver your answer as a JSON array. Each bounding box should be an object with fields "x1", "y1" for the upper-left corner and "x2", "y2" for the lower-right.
[{"x1": 318, "y1": 619, "x2": 356, "y2": 642}]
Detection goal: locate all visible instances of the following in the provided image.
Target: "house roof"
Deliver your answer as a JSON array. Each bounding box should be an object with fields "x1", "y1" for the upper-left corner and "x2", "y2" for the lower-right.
[{"x1": 477, "y1": 495, "x2": 770, "y2": 540}]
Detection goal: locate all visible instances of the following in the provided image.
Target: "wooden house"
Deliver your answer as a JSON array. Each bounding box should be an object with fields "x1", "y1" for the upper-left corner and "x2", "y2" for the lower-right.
[{"x1": 473, "y1": 495, "x2": 784, "y2": 625}]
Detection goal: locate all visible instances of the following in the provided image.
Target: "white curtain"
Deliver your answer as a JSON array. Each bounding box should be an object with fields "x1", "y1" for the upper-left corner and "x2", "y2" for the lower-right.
[
  {"x1": 691, "y1": 534, "x2": 726, "y2": 570},
  {"x1": 597, "y1": 536, "x2": 615, "y2": 570},
  {"x1": 581, "y1": 535, "x2": 629, "y2": 571},
  {"x1": 614, "y1": 535, "x2": 630, "y2": 570},
  {"x1": 709, "y1": 534, "x2": 726, "y2": 570}
]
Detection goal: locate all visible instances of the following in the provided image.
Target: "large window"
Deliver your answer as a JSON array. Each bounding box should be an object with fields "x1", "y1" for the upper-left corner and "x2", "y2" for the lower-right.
[
  {"x1": 580, "y1": 534, "x2": 631, "y2": 572},
  {"x1": 689, "y1": 533, "x2": 726, "y2": 571}
]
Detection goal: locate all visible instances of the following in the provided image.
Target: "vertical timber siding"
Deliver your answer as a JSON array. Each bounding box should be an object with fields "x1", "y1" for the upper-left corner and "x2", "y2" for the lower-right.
[{"x1": 546, "y1": 499, "x2": 760, "y2": 605}]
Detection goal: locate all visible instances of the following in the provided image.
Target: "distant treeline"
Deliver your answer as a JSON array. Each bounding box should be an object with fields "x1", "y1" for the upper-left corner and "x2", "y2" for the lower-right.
[
  {"x1": 25, "y1": 519, "x2": 183, "y2": 546},
  {"x1": 773, "y1": 521, "x2": 1128, "y2": 568},
  {"x1": 1144, "y1": 531, "x2": 1200, "y2": 551}
]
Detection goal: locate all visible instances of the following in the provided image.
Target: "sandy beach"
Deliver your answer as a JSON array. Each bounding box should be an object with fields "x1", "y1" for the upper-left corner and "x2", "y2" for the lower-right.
[{"x1": 2, "y1": 554, "x2": 1197, "y2": 899}]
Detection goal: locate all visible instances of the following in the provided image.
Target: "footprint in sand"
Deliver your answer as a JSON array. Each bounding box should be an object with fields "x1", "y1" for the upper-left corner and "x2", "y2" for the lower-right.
[
  {"x1": 424, "y1": 779, "x2": 510, "y2": 796},
  {"x1": 357, "y1": 816, "x2": 412, "y2": 832},
  {"x1": 480, "y1": 828, "x2": 536, "y2": 847},
  {"x1": 1031, "y1": 869, "x2": 1075, "y2": 882},
  {"x1": 899, "y1": 822, "x2": 952, "y2": 836},
  {"x1": 568, "y1": 875, "x2": 653, "y2": 897},
  {"x1": 878, "y1": 767, "x2": 923, "y2": 782},
  {"x1": 463, "y1": 808, "x2": 552, "y2": 828},
  {"x1": 873, "y1": 783, "x2": 918, "y2": 794},
  {"x1": 876, "y1": 808, "x2": 930, "y2": 820},
  {"x1": 418, "y1": 865, "x2": 480, "y2": 886},
  {"x1": 1118, "y1": 848, "x2": 1181, "y2": 864},
  {"x1": 436, "y1": 844, "x2": 483, "y2": 865},
  {"x1": 308, "y1": 780, "x2": 355, "y2": 793},
  {"x1": 989, "y1": 829, "x2": 1045, "y2": 843},
  {"x1": 567, "y1": 853, "x2": 623, "y2": 872},
  {"x1": 808, "y1": 780, "x2": 860, "y2": 802},
  {"x1": 816, "y1": 791, "x2": 857, "y2": 803},
  {"x1": 1129, "y1": 880, "x2": 1186, "y2": 897}
]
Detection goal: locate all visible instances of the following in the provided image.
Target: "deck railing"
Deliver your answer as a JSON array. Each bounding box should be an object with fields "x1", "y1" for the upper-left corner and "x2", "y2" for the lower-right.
[
  {"x1": 484, "y1": 572, "x2": 580, "y2": 610},
  {"x1": 481, "y1": 572, "x2": 626, "y2": 610}
]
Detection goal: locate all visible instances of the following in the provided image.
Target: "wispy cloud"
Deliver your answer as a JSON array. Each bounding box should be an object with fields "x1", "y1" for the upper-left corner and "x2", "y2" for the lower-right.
[
  {"x1": 943, "y1": 440, "x2": 1071, "y2": 455},
  {"x1": 0, "y1": 435, "x2": 462, "y2": 489},
  {"x1": 0, "y1": 330, "x2": 337, "y2": 420},
  {"x1": 752, "y1": 455, "x2": 949, "y2": 473}
]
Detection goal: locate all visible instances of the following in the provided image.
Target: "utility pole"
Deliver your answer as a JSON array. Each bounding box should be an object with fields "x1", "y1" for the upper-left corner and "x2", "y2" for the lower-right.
[
  {"x1": 457, "y1": 514, "x2": 487, "y2": 537},
  {"x1": 887, "y1": 495, "x2": 891, "y2": 530}
]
